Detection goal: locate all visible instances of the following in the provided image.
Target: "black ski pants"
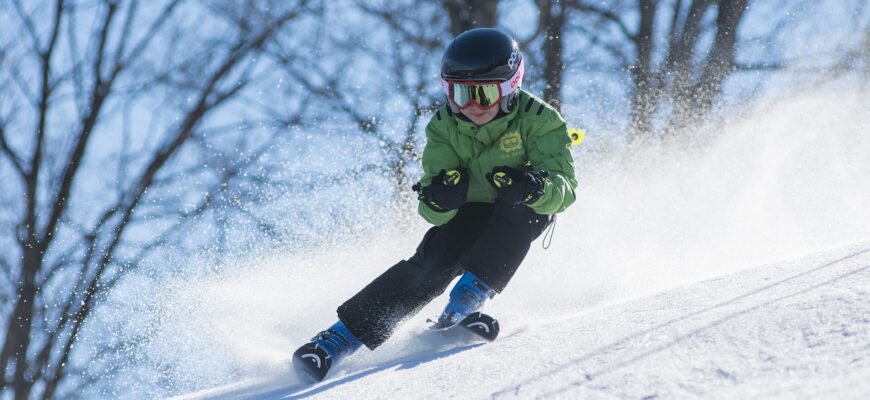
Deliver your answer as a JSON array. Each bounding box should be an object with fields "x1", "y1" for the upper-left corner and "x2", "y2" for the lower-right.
[{"x1": 337, "y1": 202, "x2": 552, "y2": 349}]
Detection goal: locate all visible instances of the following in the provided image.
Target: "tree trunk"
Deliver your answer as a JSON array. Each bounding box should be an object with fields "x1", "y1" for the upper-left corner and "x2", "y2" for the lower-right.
[
  {"x1": 538, "y1": 0, "x2": 567, "y2": 111},
  {"x1": 443, "y1": 0, "x2": 500, "y2": 36},
  {"x1": 693, "y1": 0, "x2": 749, "y2": 115},
  {"x1": 0, "y1": 2, "x2": 307, "y2": 397},
  {"x1": 628, "y1": 0, "x2": 659, "y2": 143}
]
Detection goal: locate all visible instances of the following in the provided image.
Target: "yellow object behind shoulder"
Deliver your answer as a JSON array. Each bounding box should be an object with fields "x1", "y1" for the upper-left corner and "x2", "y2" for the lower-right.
[{"x1": 568, "y1": 128, "x2": 585, "y2": 145}]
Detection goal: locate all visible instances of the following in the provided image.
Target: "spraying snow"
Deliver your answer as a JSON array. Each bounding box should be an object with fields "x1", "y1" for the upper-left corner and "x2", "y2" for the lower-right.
[{"x1": 143, "y1": 84, "x2": 870, "y2": 397}]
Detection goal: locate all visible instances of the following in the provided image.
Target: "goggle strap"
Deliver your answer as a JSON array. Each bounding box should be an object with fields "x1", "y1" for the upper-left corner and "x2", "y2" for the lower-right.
[
  {"x1": 439, "y1": 57, "x2": 525, "y2": 97},
  {"x1": 498, "y1": 58, "x2": 524, "y2": 94},
  {"x1": 439, "y1": 78, "x2": 450, "y2": 97}
]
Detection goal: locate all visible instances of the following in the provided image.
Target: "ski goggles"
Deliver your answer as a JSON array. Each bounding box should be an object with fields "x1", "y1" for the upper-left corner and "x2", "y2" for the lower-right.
[{"x1": 440, "y1": 58, "x2": 524, "y2": 110}]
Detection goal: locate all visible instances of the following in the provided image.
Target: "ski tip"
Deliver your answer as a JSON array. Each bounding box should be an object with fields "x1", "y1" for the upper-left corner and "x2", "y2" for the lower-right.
[
  {"x1": 292, "y1": 344, "x2": 331, "y2": 383},
  {"x1": 459, "y1": 312, "x2": 500, "y2": 342},
  {"x1": 426, "y1": 312, "x2": 500, "y2": 341}
]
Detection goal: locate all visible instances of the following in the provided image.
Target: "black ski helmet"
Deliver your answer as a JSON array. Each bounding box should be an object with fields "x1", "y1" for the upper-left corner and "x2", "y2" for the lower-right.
[{"x1": 441, "y1": 28, "x2": 524, "y2": 113}]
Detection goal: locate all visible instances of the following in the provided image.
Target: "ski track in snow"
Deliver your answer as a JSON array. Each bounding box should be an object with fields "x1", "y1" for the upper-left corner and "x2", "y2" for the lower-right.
[{"x1": 175, "y1": 242, "x2": 870, "y2": 399}]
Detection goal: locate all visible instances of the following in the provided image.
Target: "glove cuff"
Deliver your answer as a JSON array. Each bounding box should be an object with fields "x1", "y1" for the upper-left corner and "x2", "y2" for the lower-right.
[
  {"x1": 522, "y1": 171, "x2": 548, "y2": 205},
  {"x1": 413, "y1": 176, "x2": 465, "y2": 213},
  {"x1": 421, "y1": 197, "x2": 452, "y2": 213}
]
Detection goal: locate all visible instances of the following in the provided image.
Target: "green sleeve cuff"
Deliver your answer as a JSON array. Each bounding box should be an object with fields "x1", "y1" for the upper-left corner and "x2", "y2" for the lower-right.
[{"x1": 527, "y1": 173, "x2": 576, "y2": 215}]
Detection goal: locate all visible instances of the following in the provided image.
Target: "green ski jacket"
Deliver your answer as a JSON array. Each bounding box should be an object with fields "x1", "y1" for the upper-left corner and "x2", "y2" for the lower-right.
[{"x1": 418, "y1": 90, "x2": 577, "y2": 225}]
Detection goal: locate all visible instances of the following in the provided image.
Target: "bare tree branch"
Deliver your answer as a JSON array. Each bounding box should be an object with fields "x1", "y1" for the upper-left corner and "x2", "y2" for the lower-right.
[
  {"x1": 10, "y1": 0, "x2": 44, "y2": 54},
  {"x1": 0, "y1": 256, "x2": 13, "y2": 291},
  {"x1": 40, "y1": 0, "x2": 117, "y2": 252},
  {"x1": 565, "y1": 0, "x2": 636, "y2": 42},
  {"x1": 0, "y1": 123, "x2": 26, "y2": 178},
  {"x1": 1, "y1": 1, "x2": 314, "y2": 397},
  {"x1": 278, "y1": 58, "x2": 404, "y2": 155},
  {"x1": 39, "y1": 10, "x2": 305, "y2": 396},
  {"x1": 355, "y1": 1, "x2": 443, "y2": 50}
]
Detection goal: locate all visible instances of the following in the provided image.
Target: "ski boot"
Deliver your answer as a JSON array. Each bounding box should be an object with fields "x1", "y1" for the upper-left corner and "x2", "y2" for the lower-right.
[
  {"x1": 292, "y1": 320, "x2": 362, "y2": 382},
  {"x1": 431, "y1": 271, "x2": 496, "y2": 330}
]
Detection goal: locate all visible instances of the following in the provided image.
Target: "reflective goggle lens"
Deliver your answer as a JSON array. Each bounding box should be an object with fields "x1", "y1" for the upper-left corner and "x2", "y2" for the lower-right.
[{"x1": 450, "y1": 83, "x2": 501, "y2": 108}]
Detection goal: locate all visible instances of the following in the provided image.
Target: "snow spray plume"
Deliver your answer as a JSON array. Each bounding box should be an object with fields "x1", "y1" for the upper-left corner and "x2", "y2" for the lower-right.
[
  {"x1": 505, "y1": 80, "x2": 870, "y2": 319},
  {"x1": 135, "y1": 81, "x2": 870, "y2": 397}
]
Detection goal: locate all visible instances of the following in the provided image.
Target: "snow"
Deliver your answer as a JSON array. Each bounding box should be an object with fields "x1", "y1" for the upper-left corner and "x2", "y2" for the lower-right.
[
  {"x1": 174, "y1": 242, "x2": 870, "y2": 399},
  {"x1": 151, "y1": 84, "x2": 870, "y2": 399}
]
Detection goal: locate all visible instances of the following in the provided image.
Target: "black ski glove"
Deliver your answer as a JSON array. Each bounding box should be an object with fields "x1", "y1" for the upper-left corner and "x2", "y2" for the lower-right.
[
  {"x1": 486, "y1": 166, "x2": 547, "y2": 205},
  {"x1": 412, "y1": 168, "x2": 469, "y2": 212}
]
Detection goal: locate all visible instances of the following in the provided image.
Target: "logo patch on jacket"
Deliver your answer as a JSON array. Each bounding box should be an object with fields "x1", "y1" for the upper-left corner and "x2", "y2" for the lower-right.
[{"x1": 499, "y1": 132, "x2": 524, "y2": 158}]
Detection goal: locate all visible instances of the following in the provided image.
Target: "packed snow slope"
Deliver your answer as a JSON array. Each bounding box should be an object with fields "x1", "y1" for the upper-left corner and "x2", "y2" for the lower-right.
[
  {"x1": 177, "y1": 242, "x2": 870, "y2": 399},
  {"x1": 147, "y1": 83, "x2": 870, "y2": 398}
]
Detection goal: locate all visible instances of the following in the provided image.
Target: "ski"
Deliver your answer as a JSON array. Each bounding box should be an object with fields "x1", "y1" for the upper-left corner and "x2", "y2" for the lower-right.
[
  {"x1": 457, "y1": 312, "x2": 499, "y2": 341},
  {"x1": 292, "y1": 342, "x2": 332, "y2": 383},
  {"x1": 429, "y1": 311, "x2": 500, "y2": 342}
]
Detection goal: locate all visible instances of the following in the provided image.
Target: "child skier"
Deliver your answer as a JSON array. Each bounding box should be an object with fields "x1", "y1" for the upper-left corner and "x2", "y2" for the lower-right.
[{"x1": 292, "y1": 28, "x2": 577, "y2": 382}]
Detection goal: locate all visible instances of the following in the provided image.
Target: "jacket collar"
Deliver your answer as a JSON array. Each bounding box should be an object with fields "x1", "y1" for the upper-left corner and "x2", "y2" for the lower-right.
[{"x1": 452, "y1": 97, "x2": 521, "y2": 146}]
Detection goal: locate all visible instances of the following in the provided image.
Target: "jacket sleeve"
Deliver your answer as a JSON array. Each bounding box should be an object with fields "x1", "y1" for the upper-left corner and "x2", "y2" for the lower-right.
[
  {"x1": 525, "y1": 111, "x2": 577, "y2": 215},
  {"x1": 417, "y1": 117, "x2": 461, "y2": 225}
]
